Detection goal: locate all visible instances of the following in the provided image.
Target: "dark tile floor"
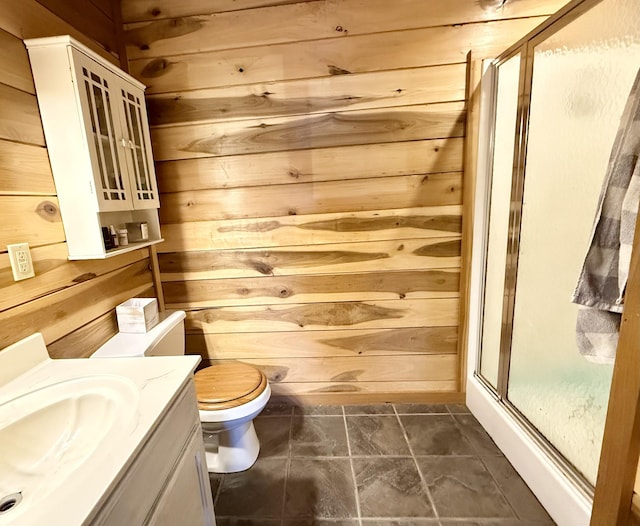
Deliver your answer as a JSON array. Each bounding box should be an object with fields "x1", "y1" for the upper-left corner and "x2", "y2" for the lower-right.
[{"x1": 209, "y1": 403, "x2": 555, "y2": 526}]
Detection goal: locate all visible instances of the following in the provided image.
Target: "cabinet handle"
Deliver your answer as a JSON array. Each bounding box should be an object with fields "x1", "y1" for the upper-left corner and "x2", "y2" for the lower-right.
[
  {"x1": 128, "y1": 140, "x2": 135, "y2": 149},
  {"x1": 120, "y1": 138, "x2": 128, "y2": 148}
]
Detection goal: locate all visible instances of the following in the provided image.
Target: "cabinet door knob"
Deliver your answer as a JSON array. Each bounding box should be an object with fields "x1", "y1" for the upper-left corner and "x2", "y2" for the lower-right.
[
  {"x1": 120, "y1": 138, "x2": 128, "y2": 147},
  {"x1": 128, "y1": 140, "x2": 135, "y2": 149}
]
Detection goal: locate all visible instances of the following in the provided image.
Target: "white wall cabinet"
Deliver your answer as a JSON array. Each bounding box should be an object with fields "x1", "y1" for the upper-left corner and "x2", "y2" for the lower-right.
[{"x1": 25, "y1": 36, "x2": 162, "y2": 259}]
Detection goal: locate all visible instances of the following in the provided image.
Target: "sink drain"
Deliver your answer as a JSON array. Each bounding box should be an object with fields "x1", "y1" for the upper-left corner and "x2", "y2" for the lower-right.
[{"x1": 0, "y1": 493, "x2": 22, "y2": 514}]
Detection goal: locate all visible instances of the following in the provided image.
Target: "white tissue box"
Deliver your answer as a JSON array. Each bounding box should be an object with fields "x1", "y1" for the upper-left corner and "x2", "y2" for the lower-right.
[{"x1": 116, "y1": 298, "x2": 159, "y2": 333}]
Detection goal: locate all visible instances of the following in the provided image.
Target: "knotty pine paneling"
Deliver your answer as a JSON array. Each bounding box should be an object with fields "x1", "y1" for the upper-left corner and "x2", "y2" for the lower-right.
[
  {"x1": 0, "y1": 3, "x2": 159, "y2": 357},
  {"x1": 147, "y1": 64, "x2": 467, "y2": 126},
  {"x1": 157, "y1": 138, "x2": 463, "y2": 193},
  {"x1": 123, "y1": 0, "x2": 305, "y2": 23},
  {"x1": 264, "y1": 381, "x2": 460, "y2": 402},
  {"x1": 189, "y1": 326, "x2": 458, "y2": 359},
  {"x1": 160, "y1": 173, "x2": 461, "y2": 223},
  {"x1": 151, "y1": 102, "x2": 465, "y2": 161},
  {"x1": 0, "y1": 28, "x2": 35, "y2": 94},
  {"x1": 129, "y1": 18, "x2": 548, "y2": 94},
  {"x1": 159, "y1": 237, "x2": 460, "y2": 280},
  {"x1": 36, "y1": 0, "x2": 118, "y2": 54},
  {"x1": 0, "y1": 259, "x2": 153, "y2": 350},
  {"x1": 47, "y1": 285, "x2": 156, "y2": 359},
  {"x1": 160, "y1": 206, "x2": 463, "y2": 252},
  {"x1": 0, "y1": 196, "x2": 64, "y2": 249},
  {"x1": 203, "y1": 354, "x2": 459, "y2": 401},
  {"x1": 91, "y1": 0, "x2": 117, "y2": 20},
  {"x1": 165, "y1": 270, "x2": 459, "y2": 308},
  {"x1": 123, "y1": 0, "x2": 567, "y2": 402},
  {"x1": 0, "y1": 141, "x2": 54, "y2": 195},
  {"x1": 47, "y1": 310, "x2": 120, "y2": 359},
  {"x1": 0, "y1": 245, "x2": 149, "y2": 312},
  {"x1": 184, "y1": 298, "x2": 458, "y2": 334},
  {"x1": 123, "y1": 0, "x2": 569, "y2": 59},
  {"x1": 223, "y1": 354, "x2": 457, "y2": 384},
  {"x1": 0, "y1": 0, "x2": 119, "y2": 66},
  {"x1": 0, "y1": 84, "x2": 45, "y2": 145}
]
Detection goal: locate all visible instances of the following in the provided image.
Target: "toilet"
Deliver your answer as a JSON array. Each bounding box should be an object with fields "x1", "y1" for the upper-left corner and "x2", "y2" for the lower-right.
[{"x1": 92, "y1": 310, "x2": 271, "y2": 473}]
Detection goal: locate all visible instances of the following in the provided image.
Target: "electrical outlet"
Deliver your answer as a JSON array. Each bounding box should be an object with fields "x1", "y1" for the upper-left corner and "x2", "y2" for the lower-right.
[{"x1": 7, "y1": 243, "x2": 35, "y2": 281}]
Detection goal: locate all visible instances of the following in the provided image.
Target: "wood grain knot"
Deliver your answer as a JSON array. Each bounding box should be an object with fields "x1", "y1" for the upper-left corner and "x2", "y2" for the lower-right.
[
  {"x1": 279, "y1": 288, "x2": 291, "y2": 297},
  {"x1": 73, "y1": 272, "x2": 97, "y2": 283},
  {"x1": 413, "y1": 239, "x2": 461, "y2": 257},
  {"x1": 259, "y1": 365, "x2": 289, "y2": 382},
  {"x1": 141, "y1": 58, "x2": 172, "y2": 78},
  {"x1": 331, "y1": 370, "x2": 364, "y2": 382},
  {"x1": 36, "y1": 200, "x2": 60, "y2": 222},
  {"x1": 150, "y1": 7, "x2": 161, "y2": 16},
  {"x1": 251, "y1": 261, "x2": 274, "y2": 275},
  {"x1": 328, "y1": 64, "x2": 351, "y2": 75},
  {"x1": 312, "y1": 384, "x2": 361, "y2": 393}
]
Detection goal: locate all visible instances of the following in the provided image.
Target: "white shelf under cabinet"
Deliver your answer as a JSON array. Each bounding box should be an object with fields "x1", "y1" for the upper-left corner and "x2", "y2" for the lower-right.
[
  {"x1": 81, "y1": 239, "x2": 164, "y2": 260},
  {"x1": 25, "y1": 35, "x2": 162, "y2": 260}
]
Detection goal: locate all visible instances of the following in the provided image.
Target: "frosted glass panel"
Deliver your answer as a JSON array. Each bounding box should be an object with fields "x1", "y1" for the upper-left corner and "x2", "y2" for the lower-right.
[
  {"x1": 480, "y1": 54, "x2": 521, "y2": 388},
  {"x1": 507, "y1": 0, "x2": 640, "y2": 484}
]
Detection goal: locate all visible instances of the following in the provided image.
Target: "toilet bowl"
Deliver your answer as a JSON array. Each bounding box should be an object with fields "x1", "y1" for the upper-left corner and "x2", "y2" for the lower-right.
[{"x1": 92, "y1": 310, "x2": 270, "y2": 473}]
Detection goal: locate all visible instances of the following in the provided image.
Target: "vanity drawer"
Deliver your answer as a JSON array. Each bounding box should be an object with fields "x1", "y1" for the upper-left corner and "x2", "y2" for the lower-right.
[{"x1": 90, "y1": 381, "x2": 200, "y2": 525}]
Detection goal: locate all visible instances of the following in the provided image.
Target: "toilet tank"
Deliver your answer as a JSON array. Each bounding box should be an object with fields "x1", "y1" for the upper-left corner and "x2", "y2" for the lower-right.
[{"x1": 92, "y1": 311, "x2": 186, "y2": 358}]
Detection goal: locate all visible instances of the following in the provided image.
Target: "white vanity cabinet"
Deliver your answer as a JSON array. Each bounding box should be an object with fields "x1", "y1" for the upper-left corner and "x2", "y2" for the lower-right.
[
  {"x1": 91, "y1": 381, "x2": 216, "y2": 526},
  {"x1": 25, "y1": 36, "x2": 162, "y2": 259}
]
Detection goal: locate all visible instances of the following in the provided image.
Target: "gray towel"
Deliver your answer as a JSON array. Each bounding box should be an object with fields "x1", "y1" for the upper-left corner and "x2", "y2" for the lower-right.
[{"x1": 572, "y1": 67, "x2": 640, "y2": 364}]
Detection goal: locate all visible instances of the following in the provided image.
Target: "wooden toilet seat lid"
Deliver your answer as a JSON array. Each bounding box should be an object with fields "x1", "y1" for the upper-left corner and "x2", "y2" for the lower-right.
[{"x1": 194, "y1": 362, "x2": 268, "y2": 411}]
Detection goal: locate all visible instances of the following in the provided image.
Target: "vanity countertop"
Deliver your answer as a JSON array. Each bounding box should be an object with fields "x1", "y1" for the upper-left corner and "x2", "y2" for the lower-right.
[{"x1": 0, "y1": 333, "x2": 200, "y2": 526}]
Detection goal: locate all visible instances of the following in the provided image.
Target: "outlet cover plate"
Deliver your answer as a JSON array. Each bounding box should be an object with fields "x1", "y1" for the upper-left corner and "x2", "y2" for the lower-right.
[{"x1": 7, "y1": 242, "x2": 35, "y2": 281}]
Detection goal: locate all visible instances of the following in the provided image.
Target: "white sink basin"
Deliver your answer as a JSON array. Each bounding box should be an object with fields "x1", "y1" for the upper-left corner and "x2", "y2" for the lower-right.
[
  {"x1": 0, "y1": 333, "x2": 199, "y2": 525},
  {"x1": 0, "y1": 375, "x2": 138, "y2": 513}
]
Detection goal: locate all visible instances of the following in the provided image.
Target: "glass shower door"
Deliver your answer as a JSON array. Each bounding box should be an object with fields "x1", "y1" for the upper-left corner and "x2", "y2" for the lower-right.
[
  {"x1": 479, "y1": 51, "x2": 522, "y2": 390},
  {"x1": 476, "y1": 0, "x2": 640, "y2": 489},
  {"x1": 506, "y1": 0, "x2": 640, "y2": 486}
]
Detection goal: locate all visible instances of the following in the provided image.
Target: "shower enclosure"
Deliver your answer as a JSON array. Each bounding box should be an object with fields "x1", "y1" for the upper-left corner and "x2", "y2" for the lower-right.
[{"x1": 467, "y1": 0, "x2": 640, "y2": 523}]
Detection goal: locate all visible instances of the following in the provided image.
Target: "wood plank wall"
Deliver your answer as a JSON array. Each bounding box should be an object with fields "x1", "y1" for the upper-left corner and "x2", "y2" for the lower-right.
[
  {"x1": 0, "y1": 0, "x2": 156, "y2": 359},
  {"x1": 122, "y1": 0, "x2": 568, "y2": 402}
]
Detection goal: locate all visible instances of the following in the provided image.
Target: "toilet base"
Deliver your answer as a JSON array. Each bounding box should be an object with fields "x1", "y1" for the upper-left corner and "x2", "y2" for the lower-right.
[{"x1": 202, "y1": 420, "x2": 260, "y2": 473}]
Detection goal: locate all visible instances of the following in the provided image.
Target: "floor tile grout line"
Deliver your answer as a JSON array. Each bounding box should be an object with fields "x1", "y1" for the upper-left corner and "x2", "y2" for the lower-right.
[
  {"x1": 448, "y1": 410, "x2": 490, "y2": 459},
  {"x1": 476, "y1": 455, "x2": 523, "y2": 521},
  {"x1": 279, "y1": 407, "x2": 294, "y2": 526},
  {"x1": 342, "y1": 406, "x2": 363, "y2": 526},
  {"x1": 393, "y1": 403, "x2": 441, "y2": 523},
  {"x1": 213, "y1": 473, "x2": 224, "y2": 506}
]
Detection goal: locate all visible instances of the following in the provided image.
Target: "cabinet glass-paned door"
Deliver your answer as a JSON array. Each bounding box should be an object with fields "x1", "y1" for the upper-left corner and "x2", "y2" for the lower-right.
[
  {"x1": 121, "y1": 86, "x2": 159, "y2": 209},
  {"x1": 74, "y1": 51, "x2": 130, "y2": 211}
]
